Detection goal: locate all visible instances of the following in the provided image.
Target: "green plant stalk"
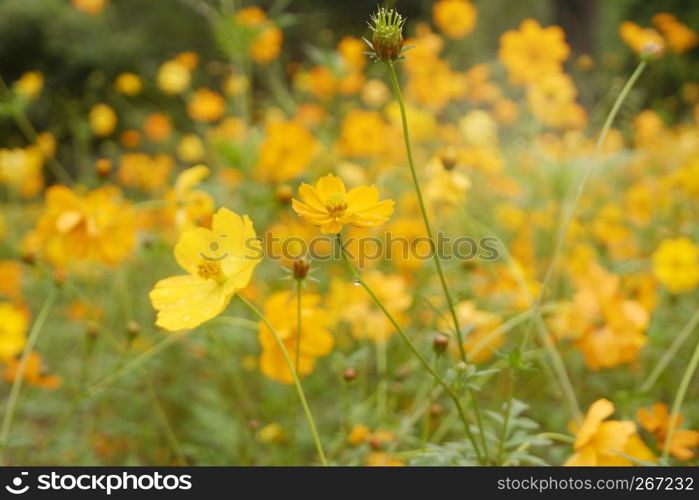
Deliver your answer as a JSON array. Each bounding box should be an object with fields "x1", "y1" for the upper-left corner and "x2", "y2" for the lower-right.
[
  {"x1": 386, "y1": 61, "x2": 489, "y2": 459},
  {"x1": 237, "y1": 295, "x2": 328, "y2": 466},
  {"x1": 662, "y1": 331, "x2": 699, "y2": 461},
  {"x1": 336, "y1": 234, "x2": 484, "y2": 464},
  {"x1": 376, "y1": 338, "x2": 388, "y2": 423},
  {"x1": 292, "y1": 277, "x2": 303, "y2": 463},
  {"x1": 641, "y1": 307, "x2": 699, "y2": 393},
  {"x1": 520, "y1": 59, "x2": 648, "y2": 422},
  {"x1": 385, "y1": 61, "x2": 465, "y2": 360},
  {"x1": 0, "y1": 287, "x2": 57, "y2": 459}
]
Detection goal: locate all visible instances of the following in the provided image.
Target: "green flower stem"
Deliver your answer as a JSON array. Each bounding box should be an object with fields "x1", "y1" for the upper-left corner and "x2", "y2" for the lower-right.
[
  {"x1": 640, "y1": 307, "x2": 699, "y2": 393},
  {"x1": 335, "y1": 234, "x2": 485, "y2": 464},
  {"x1": 662, "y1": 331, "x2": 699, "y2": 461},
  {"x1": 236, "y1": 294, "x2": 328, "y2": 466},
  {"x1": 385, "y1": 61, "x2": 466, "y2": 361},
  {"x1": 0, "y1": 286, "x2": 57, "y2": 460},
  {"x1": 292, "y1": 277, "x2": 303, "y2": 463},
  {"x1": 386, "y1": 60, "x2": 490, "y2": 462},
  {"x1": 521, "y1": 59, "x2": 648, "y2": 422}
]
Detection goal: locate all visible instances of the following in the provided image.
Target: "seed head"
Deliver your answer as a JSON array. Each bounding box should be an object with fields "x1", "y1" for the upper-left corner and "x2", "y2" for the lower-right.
[{"x1": 365, "y1": 7, "x2": 407, "y2": 63}]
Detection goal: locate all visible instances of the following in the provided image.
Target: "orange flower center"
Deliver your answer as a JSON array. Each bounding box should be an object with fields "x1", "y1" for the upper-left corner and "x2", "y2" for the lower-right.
[
  {"x1": 324, "y1": 193, "x2": 348, "y2": 218},
  {"x1": 197, "y1": 260, "x2": 223, "y2": 280}
]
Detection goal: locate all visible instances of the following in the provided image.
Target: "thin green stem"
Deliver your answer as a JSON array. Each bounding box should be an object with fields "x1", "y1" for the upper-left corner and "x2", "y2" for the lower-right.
[
  {"x1": 640, "y1": 307, "x2": 699, "y2": 393},
  {"x1": 386, "y1": 61, "x2": 489, "y2": 460},
  {"x1": 292, "y1": 278, "x2": 303, "y2": 463},
  {"x1": 385, "y1": 61, "x2": 464, "y2": 359},
  {"x1": 376, "y1": 339, "x2": 388, "y2": 423},
  {"x1": 662, "y1": 331, "x2": 699, "y2": 461},
  {"x1": 236, "y1": 295, "x2": 328, "y2": 466},
  {"x1": 336, "y1": 234, "x2": 484, "y2": 464},
  {"x1": 0, "y1": 287, "x2": 57, "y2": 459},
  {"x1": 520, "y1": 59, "x2": 648, "y2": 422}
]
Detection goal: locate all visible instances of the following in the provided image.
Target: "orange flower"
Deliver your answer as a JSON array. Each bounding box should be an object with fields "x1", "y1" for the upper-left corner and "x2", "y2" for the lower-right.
[
  {"x1": 638, "y1": 403, "x2": 699, "y2": 460},
  {"x1": 3, "y1": 351, "x2": 61, "y2": 389},
  {"x1": 187, "y1": 88, "x2": 226, "y2": 122}
]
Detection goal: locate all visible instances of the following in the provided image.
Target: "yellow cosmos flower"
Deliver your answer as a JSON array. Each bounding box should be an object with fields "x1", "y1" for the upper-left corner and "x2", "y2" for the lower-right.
[
  {"x1": 258, "y1": 291, "x2": 333, "y2": 384},
  {"x1": 71, "y1": 0, "x2": 108, "y2": 16},
  {"x1": 652, "y1": 13, "x2": 698, "y2": 53},
  {"x1": 166, "y1": 164, "x2": 215, "y2": 231},
  {"x1": 117, "y1": 153, "x2": 174, "y2": 192},
  {"x1": 0, "y1": 302, "x2": 29, "y2": 361},
  {"x1": 235, "y1": 7, "x2": 283, "y2": 64},
  {"x1": 187, "y1": 88, "x2": 226, "y2": 122},
  {"x1": 565, "y1": 398, "x2": 655, "y2": 466},
  {"x1": 3, "y1": 351, "x2": 61, "y2": 389},
  {"x1": 255, "y1": 120, "x2": 317, "y2": 183},
  {"x1": 177, "y1": 134, "x2": 205, "y2": 163},
  {"x1": 14, "y1": 71, "x2": 44, "y2": 100},
  {"x1": 0, "y1": 146, "x2": 44, "y2": 198},
  {"x1": 31, "y1": 185, "x2": 136, "y2": 267},
  {"x1": 652, "y1": 237, "x2": 699, "y2": 294},
  {"x1": 292, "y1": 173, "x2": 394, "y2": 234},
  {"x1": 113, "y1": 72, "x2": 142, "y2": 96},
  {"x1": 498, "y1": 19, "x2": 570, "y2": 85},
  {"x1": 149, "y1": 208, "x2": 261, "y2": 331},
  {"x1": 432, "y1": 0, "x2": 477, "y2": 40},
  {"x1": 619, "y1": 21, "x2": 665, "y2": 56},
  {"x1": 0, "y1": 260, "x2": 22, "y2": 300},
  {"x1": 638, "y1": 403, "x2": 699, "y2": 460},
  {"x1": 157, "y1": 60, "x2": 191, "y2": 95},
  {"x1": 89, "y1": 103, "x2": 117, "y2": 137}
]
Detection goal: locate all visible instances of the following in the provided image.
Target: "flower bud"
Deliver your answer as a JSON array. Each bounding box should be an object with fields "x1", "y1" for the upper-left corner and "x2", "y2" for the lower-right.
[
  {"x1": 95, "y1": 158, "x2": 113, "y2": 178},
  {"x1": 275, "y1": 184, "x2": 293, "y2": 204},
  {"x1": 433, "y1": 333, "x2": 449, "y2": 354},
  {"x1": 367, "y1": 7, "x2": 405, "y2": 62},
  {"x1": 342, "y1": 366, "x2": 358, "y2": 382},
  {"x1": 292, "y1": 258, "x2": 310, "y2": 280}
]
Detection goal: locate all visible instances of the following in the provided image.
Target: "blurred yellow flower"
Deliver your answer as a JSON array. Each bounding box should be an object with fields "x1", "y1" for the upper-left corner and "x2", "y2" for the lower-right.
[
  {"x1": 292, "y1": 173, "x2": 394, "y2": 234},
  {"x1": 71, "y1": 0, "x2": 108, "y2": 15},
  {"x1": 565, "y1": 398, "x2": 654, "y2": 466},
  {"x1": 652, "y1": 237, "x2": 699, "y2": 294},
  {"x1": 638, "y1": 403, "x2": 699, "y2": 460},
  {"x1": 187, "y1": 88, "x2": 226, "y2": 122},
  {"x1": 0, "y1": 146, "x2": 44, "y2": 198},
  {"x1": 338, "y1": 110, "x2": 388, "y2": 157},
  {"x1": 432, "y1": 0, "x2": 477, "y2": 39},
  {"x1": 235, "y1": 7, "x2": 283, "y2": 64},
  {"x1": 619, "y1": 21, "x2": 665, "y2": 56},
  {"x1": 0, "y1": 260, "x2": 22, "y2": 300},
  {"x1": 527, "y1": 72, "x2": 587, "y2": 130},
  {"x1": 255, "y1": 120, "x2": 317, "y2": 183},
  {"x1": 31, "y1": 185, "x2": 136, "y2": 267},
  {"x1": 498, "y1": 19, "x2": 569, "y2": 85},
  {"x1": 258, "y1": 291, "x2": 333, "y2": 384},
  {"x1": 166, "y1": 164, "x2": 215, "y2": 231},
  {"x1": 113, "y1": 72, "x2": 142, "y2": 96},
  {"x1": 652, "y1": 13, "x2": 698, "y2": 53},
  {"x1": 177, "y1": 134, "x2": 205, "y2": 163},
  {"x1": 552, "y1": 264, "x2": 648, "y2": 370},
  {"x1": 150, "y1": 208, "x2": 261, "y2": 331},
  {"x1": 329, "y1": 271, "x2": 411, "y2": 343},
  {"x1": 3, "y1": 351, "x2": 61, "y2": 389},
  {"x1": 118, "y1": 153, "x2": 174, "y2": 192},
  {"x1": 14, "y1": 71, "x2": 44, "y2": 100},
  {"x1": 157, "y1": 60, "x2": 191, "y2": 95},
  {"x1": 0, "y1": 302, "x2": 29, "y2": 361},
  {"x1": 143, "y1": 112, "x2": 173, "y2": 142},
  {"x1": 89, "y1": 103, "x2": 117, "y2": 137}
]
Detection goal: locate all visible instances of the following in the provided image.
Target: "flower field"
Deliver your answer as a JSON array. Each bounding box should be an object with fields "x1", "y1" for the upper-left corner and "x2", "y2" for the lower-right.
[{"x1": 0, "y1": 0, "x2": 698, "y2": 466}]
